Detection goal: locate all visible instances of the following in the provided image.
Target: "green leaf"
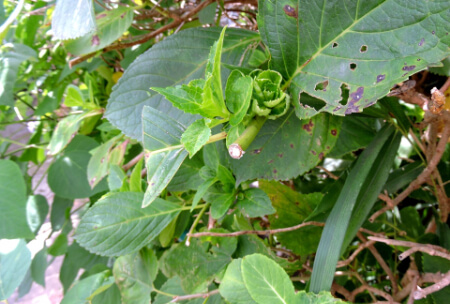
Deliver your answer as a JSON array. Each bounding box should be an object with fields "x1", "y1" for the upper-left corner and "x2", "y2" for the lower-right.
[
  {"x1": 0, "y1": 159, "x2": 33, "y2": 239},
  {"x1": 204, "y1": 184, "x2": 236, "y2": 219},
  {"x1": 60, "y1": 241, "x2": 108, "y2": 292},
  {"x1": 88, "y1": 134, "x2": 122, "y2": 188},
  {"x1": 0, "y1": 239, "x2": 31, "y2": 301},
  {"x1": 52, "y1": 0, "x2": 96, "y2": 40},
  {"x1": 226, "y1": 70, "x2": 253, "y2": 126},
  {"x1": 310, "y1": 124, "x2": 396, "y2": 292},
  {"x1": 192, "y1": 177, "x2": 218, "y2": 211},
  {"x1": 241, "y1": 254, "x2": 296, "y2": 304},
  {"x1": 0, "y1": 43, "x2": 36, "y2": 107},
  {"x1": 92, "y1": 284, "x2": 121, "y2": 304},
  {"x1": 181, "y1": 119, "x2": 212, "y2": 157},
  {"x1": 258, "y1": 0, "x2": 450, "y2": 118},
  {"x1": 47, "y1": 113, "x2": 84, "y2": 155},
  {"x1": 50, "y1": 196, "x2": 73, "y2": 231},
  {"x1": 154, "y1": 276, "x2": 210, "y2": 304},
  {"x1": 26, "y1": 195, "x2": 49, "y2": 234},
  {"x1": 65, "y1": 7, "x2": 134, "y2": 56},
  {"x1": 399, "y1": 206, "x2": 425, "y2": 240},
  {"x1": 31, "y1": 248, "x2": 47, "y2": 287},
  {"x1": 160, "y1": 237, "x2": 235, "y2": 293},
  {"x1": 237, "y1": 188, "x2": 275, "y2": 218},
  {"x1": 198, "y1": 3, "x2": 217, "y2": 24},
  {"x1": 0, "y1": 0, "x2": 24, "y2": 40},
  {"x1": 167, "y1": 153, "x2": 204, "y2": 192},
  {"x1": 261, "y1": 181, "x2": 323, "y2": 256},
  {"x1": 113, "y1": 249, "x2": 156, "y2": 304},
  {"x1": 48, "y1": 233, "x2": 68, "y2": 256},
  {"x1": 75, "y1": 192, "x2": 182, "y2": 256},
  {"x1": 219, "y1": 259, "x2": 258, "y2": 304},
  {"x1": 108, "y1": 165, "x2": 126, "y2": 191},
  {"x1": 48, "y1": 150, "x2": 108, "y2": 199},
  {"x1": 61, "y1": 271, "x2": 114, "y2": 304},
  {"x1": 129, "y1": 158, "x2": 143, "y2": 193},
  {"x1": 231, "y1": 111, "x2": 341, "y2": 184},
  {"x1": 295, "y1": 291, "x2": 347, "y2": 303},
  {"x1": 105, "y1": 27, "x2": 259, "y2": 139}
]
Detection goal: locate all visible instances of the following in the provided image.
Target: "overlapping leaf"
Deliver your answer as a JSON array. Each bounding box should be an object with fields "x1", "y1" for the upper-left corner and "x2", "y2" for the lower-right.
[
  {"x1": 230, "y1": 110, "x2": 341, "y2": 184},
  {"x1": 52, "y1": 0, "x2": 96, "y2": 40},
  {"x1": 258, "y1": 0, "x2": 450, "y2": 118},
  {"x1": 106, "y1": 27, "x2": 260, "y2": 140},
  {"x1": 75, "y1": 192, "x2": 182, "y2": 256}
]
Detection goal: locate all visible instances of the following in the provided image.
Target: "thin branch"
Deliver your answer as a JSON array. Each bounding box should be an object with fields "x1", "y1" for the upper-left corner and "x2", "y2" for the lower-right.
[
  {"x1": 439, "y1": 77, "x2": 450, "y2": 93},
  {"x1": 336, "y1": 240, "x2": 376, "y2": 268},
  {"x1": 316, "y1": 165, "x2": 339, "y2": 180},
  {"x1": 122, "y1": 151, "x2": 144, "y2": 171},
  {"x1": 170, "y1": 289, "x2": 220, "y2": 303},
  {"x1": 368, "y1": 236, "x2": 450, "y2": 261},
  {"x1": 349, "y1": 285, "x2": 398, "y2": 303},
  {"x1": 407, "y1": 274, "x2": 420, "y2": 304},
  {"x1": 187, "y1": 221, "x2": 325, "y2": 238}
]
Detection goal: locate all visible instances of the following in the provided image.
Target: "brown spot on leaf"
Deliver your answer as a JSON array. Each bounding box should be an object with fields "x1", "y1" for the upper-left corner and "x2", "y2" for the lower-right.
[
  {"x1": 290, "y1": 144, "x2": 294, "y2": 149},
  {"x1": 268, "y1": 159, "x2": 274, "y2": 164},
  {"x1": 418, "y1": 38, "x2": 425, "y2": 46},
  {"x1": 346, "y1": 87, "x2": 364, "y2": 114},
  {"x1": 253, "y1": 148, "x2": 262, "y2": 154},
  {"x1": 302, "y1": 120, "x2": 314, "y2": 132},
  {"x1": 319, "y1": 152, "x2": 324, "y2": 159},
  {"x1": 432, "y1": 31, "x2": 435, "y2": 35},
  {"x1": 97, "y1": 13, "x2": 107, "y2": 19},
  {"x1": 376, "y1": 74, "x2": 385, "y2": 83},
  {"x1": 402, "y1": 65, "x2": 416, "y2": 71},
  {"x1": 331, "y1": 129, "x2": 337, "y2": 136},
  {"x1": 91, "y1": 35, "x2": 100, "y2": 46},
  {"x1": 283, "y1": 5, "x2": 298, "y2": 18},
  {"x1": 273, "y1": 169, "x2": 278, "y2": 174},
  {"x1": 278, "y1": 153, "x2": 283, "y2": 158},
  {"x1": 311, "y1": 150, "x2": 317, "y2": 155}
]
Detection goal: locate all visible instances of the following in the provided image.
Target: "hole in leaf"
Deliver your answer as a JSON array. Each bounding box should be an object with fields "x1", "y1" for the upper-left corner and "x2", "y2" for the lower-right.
[
  {"x1": 332, "y1": 42, "x2": 338, "y2": 48},
  {"x1": 314, "y1": 80, "x2": 329, "y2": 91},
  {"x1": 350, "y1": 63, "x2": 357, "y2": 71},
  {"x1": 360, "y1": 45, "x2": 368, "y2": 53}
]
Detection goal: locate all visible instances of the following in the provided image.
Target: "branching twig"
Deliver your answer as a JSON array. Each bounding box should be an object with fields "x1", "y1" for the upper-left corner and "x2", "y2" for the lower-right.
[
  {"x1": 170, "y1": 289, "x2": 220, "y2": 303},
  {"x1": 368, "y1": 236, "x2": 450, "y2": 261},
  {"x1": 413, "y1": 271, "x2": 450, "y2": 300},
  {"x1": 122, "y1": 151, "x2": 144, "y2": 171}
]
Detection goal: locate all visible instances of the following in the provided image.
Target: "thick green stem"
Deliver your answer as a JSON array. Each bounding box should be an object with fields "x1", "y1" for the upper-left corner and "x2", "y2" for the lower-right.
[{"x1": 228, "y1": 115, "x2": 267, "y2": 159}]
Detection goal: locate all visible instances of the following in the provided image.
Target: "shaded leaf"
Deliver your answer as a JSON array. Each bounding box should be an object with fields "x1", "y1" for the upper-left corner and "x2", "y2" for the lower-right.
[
  {"x1": 48, "y1": 233, "x2": 68, "y2": 257},
  {"x1": 236, "y1": 188, "x2": 275, "y2": 218},
  {"x1": 26, "y1": 195, "x2": 49, "y2": 234},
  {"x1": 0, "y1": 159, "x2": 33, "y2": 239},
  {"x1": 219, "y1": 259, "x2": 258, "y2": 304},
  {"x1": 0, "y1": 239, "x2": 31, "y2": 300},
  {"x1": 31, "y1": 248, "x2": 47, "y2": 287},
  {"x1": 75, "y1": 192, "x2": 182, "y2": 256},
  {"x1": 61, "y1": 271, "x2": 114, "y2": 304}
]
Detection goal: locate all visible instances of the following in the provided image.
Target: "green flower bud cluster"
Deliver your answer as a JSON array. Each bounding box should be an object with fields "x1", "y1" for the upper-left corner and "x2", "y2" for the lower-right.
[{"x1": 248, "y1": 69, "x2": 290, "y2": 120}]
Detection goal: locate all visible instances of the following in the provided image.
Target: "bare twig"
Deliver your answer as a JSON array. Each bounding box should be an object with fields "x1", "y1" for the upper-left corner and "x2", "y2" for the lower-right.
[
  {"x1": 170, "y1": 289, "x2": 220, "y2": 303},
  {"x1": 316, "y1": 165, "x2": 339, "y2": 180},
  {"x1": 336, "y1": 240, "x2": 376, "y2": 268},
  {"x1": 414, "y1": 271, "x2": 450, "y2": 300},
  {"x1": 349, "y1": 285, "x2": 398, "y2": 303},
  {"x1": 439, "y1": 77, "x2": 450, "y2": 93},
  {"x1": 368, "y1": 236, "x2": 450, "y2": 261},
  {"x1": 122, "y1": 151, "x2": 144, "y2": 171},
  {"x1": 407, "y1": 273, "x2": 420, "y2": 304}
]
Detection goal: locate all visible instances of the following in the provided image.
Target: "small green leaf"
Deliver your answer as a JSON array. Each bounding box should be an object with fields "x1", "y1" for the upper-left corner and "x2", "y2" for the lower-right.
[
  {"x1": 47, "y1": 113, "x2": 84, "y2": 155},
  {"x1": 0, "y1": 239, "x2": 31, "y2": 301},
  {"x1": 64, "y1": 7, "x2": 134, "y2": 56},
  {"x1": 50, "y1": 196, "x2": 73, "y2": 231},
  {"x1": 26, "y1": 195, "x2": 49, "y2": 234},
  {"x1": 226, "y1": 70, "x2": 253, "y2": 126},
  {"x1": 75, "y1": 192, "x2": 182, "y2": 256},
  {"x1": 88, "y1": 134, "x2": 122, "y2": 188},
  {"x1": 108, "y1": 165, "x2": 126, "y2": 191},
  {"x1": 181, "y1": 119, "x2": 211, "y2": 157},
  {"x1": 295, "y1": 291, "x2": 347, "y2": 303},
  {"x1": 48, "y1": 233, "x2": 68, "y2": 256},
  {"x1": 192, "y1": 177, "x2": 218, "y2": 211},
  {"x1": 31, "y1": 248, "x2": 47, "y2": 287},
  {"x1": 241, "y1": 254, "x2": 296, "y2": 304},
  {"x1": 129, "y1": 158, "x2": 143, "y2": 193},
  {"x1": 0, "y1": 159, "x2": 33, "y2": 239},
  {"x1": 237, "y1": 188, "x2": 275, "y2": 218},
  {"x1": 204, "y1": 184, "x2": 236, "y2": 219}
]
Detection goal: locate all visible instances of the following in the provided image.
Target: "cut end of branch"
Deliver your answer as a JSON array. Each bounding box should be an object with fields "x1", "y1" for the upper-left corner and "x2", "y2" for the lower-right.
[{"x1": 229, "y1": 143, "x2": 244, "y2": 159}]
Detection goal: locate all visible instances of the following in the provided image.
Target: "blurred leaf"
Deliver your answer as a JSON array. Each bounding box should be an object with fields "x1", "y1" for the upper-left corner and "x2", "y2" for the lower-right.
[
  {"x1": 0, "y1": 43, "x2": 36, "y2": 107},
  {"x1": 65, "y1": 7, "x2": 134, "y2": 56},
  {"x1": 198, "y1": 3, "x2": 217, "y2": 24},
  {"x1": 52, "y1": 0, "x2": 96, "y2": 40},
  {"x1": 399, "y1": 207, "x2": 425, "y2": 239},
  {"x1": 236, "y1": 188, "x2": 275, "y2": 218},
  {"x1": 50, "y1": 196, "x2": 73, "y2": 231},
  {"x1": 0, "y1": 0, "x2": 25, "y2": 40},
  {"x1": 0, "y1": 239, "x2": 31, "y2": 300},
  {"x1": 31, "y1": 248, "x2": 47, "y2": 287},
  {"x1": 26, "y1": 195, "x2": 49, "y2": 234},
  {"x1": 75, "y1": 192, "x2": 182, "y2": 256},
  {"x1": 48, "y1": 233, "x2": 68, "y2": 256},
  {"x1": 88, "y1": 134, "x2": 122, "y2": 188},
  {"x1": 61, "y1": 271, "x2": 114, "y2": 304},
  {"x1": 220, "y1": 259, "x2": 258, "y2": 304},
  {"x1": 0, "y1": 159, "x2": 33, "y2": 239}
]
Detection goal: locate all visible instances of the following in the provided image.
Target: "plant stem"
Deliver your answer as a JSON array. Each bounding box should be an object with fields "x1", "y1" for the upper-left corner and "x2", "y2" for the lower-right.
[
  {"x1": 185, "y1": 203, "x2": 210, "y2": 246},
  {"x1": 228, "y1": 115, "x2": 267, "y2": 159}
]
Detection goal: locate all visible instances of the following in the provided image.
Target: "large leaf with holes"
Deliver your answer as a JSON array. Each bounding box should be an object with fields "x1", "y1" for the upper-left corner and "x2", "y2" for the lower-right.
[
  {"x1": 105, "y1": 27, "x2": 260, "y2": 140},
  {"x1": 75, "y1": 192, "x2": 182, "y2": 256},
  {"x1": 64, "y1": 6, "x2": 134, "y2": 56},
  {"x1": 258, "y1": 0, "x2": 450, "y2": 118},
  {"x1": 230, "y1": 110, "x2": 341, "y2": 184}
]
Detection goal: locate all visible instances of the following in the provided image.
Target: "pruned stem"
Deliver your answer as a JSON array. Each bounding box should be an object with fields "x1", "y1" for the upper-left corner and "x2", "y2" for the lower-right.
[{"x1": 229, "y1": 115, "x2": 267, "y2": 159}]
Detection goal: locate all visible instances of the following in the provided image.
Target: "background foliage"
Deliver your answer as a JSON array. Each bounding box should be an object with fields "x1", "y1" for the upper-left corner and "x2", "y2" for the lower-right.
[{"x1": 1, "y1": 0, "x2": 450, "y2": 303}]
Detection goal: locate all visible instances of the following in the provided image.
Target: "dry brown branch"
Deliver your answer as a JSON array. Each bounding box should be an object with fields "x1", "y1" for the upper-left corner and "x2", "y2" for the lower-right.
[
  {"x1": 170, "y1": 289, "x2": 220, "y2": 303},
  {"x1": 336, "y1": 240, "x2": 376, "y2": 268},
  {"x1": 331, "y1": 282, "x2": 351, "y2": 300},
  {"x1": 369, "y1": 114, "x2": 450, "y2": 222},
  {"x1": 368, "y1": 236, "x2": 450, "y2": 261},
  {"x1": 316, "y1": 165, "x2": 339, "y2": 180},
  {"x1": 357, "y1": 232, "x2": 398, "y2": 294},
  {"x1": 349, "y1": 285, "x2": 398, "y2": 303},
  {"x1": 122, "y1": 152, "x2": 144, "y2": 171},
  {"x1": 413, "y1": 271, "x2": 450, "y2": 300},
  {"x1": 440, "y1": 77, "x2": 450, "y2": 93},
  {"x1": 407, "y1": 273, "x2": 420, "y2": 304}
]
